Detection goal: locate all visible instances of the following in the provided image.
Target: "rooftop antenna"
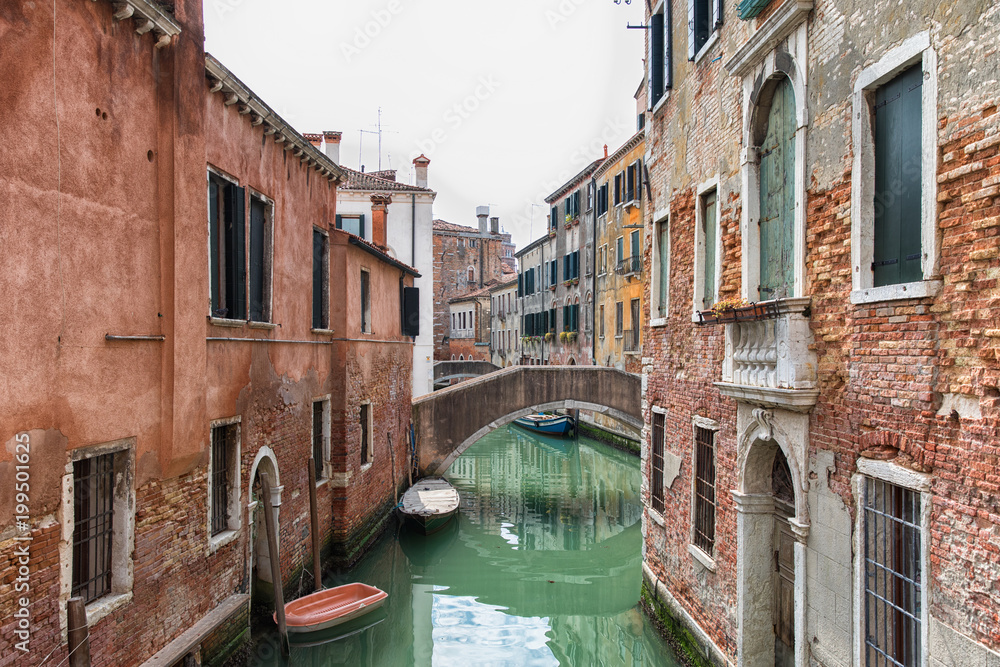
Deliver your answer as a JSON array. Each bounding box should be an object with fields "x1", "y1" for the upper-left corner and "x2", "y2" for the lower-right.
[{"x1": 358, "y1": 107, "x2": 398, "y2": 172}]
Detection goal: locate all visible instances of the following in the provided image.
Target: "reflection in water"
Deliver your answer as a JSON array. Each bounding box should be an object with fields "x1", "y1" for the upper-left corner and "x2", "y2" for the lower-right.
[{"x1": 249, "y1": 426, "x2": 679, "y2": 666}]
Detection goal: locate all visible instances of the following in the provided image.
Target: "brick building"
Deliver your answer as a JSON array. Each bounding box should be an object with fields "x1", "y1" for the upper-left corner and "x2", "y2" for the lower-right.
[
  {"x1": 638, "y1": 1, "x2": 1000, "y2": 666},
  {"x1": 432, "y1": 208, "x2": 513, "y2": 360},
  {"x1": 0, "y1": 2, "x2": 415, "y2": 665}
]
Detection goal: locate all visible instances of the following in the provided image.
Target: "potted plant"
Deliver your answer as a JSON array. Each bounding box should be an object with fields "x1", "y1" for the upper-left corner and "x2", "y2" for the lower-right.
[
  {"x1": 559, "y1": 331, "x2": 568, "y2": 343},
  {"x1": 697, "y1": 296, "x2": 748, "y2": 325},
  {"x1": 545, "y1": 332, "x2": 555, "y2": 342},
  {"x1": 567, "y1": 331, "x2": 577, "y2": 342},
  {"x1": 572, "y1": 278, "x2": 579, "y2": 286}
]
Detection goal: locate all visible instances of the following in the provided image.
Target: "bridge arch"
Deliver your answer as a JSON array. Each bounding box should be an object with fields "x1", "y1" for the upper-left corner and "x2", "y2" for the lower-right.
[{"x1": 413, "y1": 365, "x2": 641, "y2": 475}]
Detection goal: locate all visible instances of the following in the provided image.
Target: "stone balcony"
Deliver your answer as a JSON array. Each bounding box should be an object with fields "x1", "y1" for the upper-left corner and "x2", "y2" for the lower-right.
[{"x1": 714, "y1": 297, "x2": 819, "y2": 412}]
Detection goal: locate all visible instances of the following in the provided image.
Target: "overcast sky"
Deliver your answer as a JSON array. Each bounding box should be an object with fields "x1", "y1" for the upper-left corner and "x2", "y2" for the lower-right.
[{"x1": 204, "y1": 0, "x2": 645, "y2": 249}]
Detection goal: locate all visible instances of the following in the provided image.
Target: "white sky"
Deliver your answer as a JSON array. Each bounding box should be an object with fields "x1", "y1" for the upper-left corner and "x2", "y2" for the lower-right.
[{"x1": 204, "y1": 0, "x2": 645, "y2": 250}]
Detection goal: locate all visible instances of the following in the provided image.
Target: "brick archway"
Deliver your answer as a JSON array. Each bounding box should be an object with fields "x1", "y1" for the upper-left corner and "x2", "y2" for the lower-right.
[{"x1": 412, "y1": 366, "x2": 641, "y2": 475}]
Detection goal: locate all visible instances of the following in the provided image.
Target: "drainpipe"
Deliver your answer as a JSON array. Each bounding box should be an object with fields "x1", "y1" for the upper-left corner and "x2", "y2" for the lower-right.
[
  {"x1": 411, "y1": 193, "x2": 416, "y2": 268},
  {"x1": 540, "y1": 242, "x2": 545, "y2": 365},
  {"x1": 591, "y1": 175, "x2": 598, "y2": 366}
]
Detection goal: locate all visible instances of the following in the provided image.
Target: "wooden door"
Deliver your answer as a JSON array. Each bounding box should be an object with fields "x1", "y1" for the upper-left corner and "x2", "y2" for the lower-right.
[
  {"x1": 773, "y1": 512, "x2": 795, "y2": 667},
  {"x1": 759, "y1": 77, "x2": 796, "y2": 300}
]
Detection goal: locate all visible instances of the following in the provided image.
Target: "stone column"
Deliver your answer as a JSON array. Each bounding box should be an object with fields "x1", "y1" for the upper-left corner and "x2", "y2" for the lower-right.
[
  {"x1": 733, "y1": 491, "x2": 775, "y2": 667},
  {"x1": 789, "y1": 518, "x2": 810, "y2": 667}
]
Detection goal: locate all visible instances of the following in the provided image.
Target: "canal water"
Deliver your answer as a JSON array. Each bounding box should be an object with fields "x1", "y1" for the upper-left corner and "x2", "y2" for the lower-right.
[{"x1": 250, "y1": 425, "x2": 681, "y2": 666}]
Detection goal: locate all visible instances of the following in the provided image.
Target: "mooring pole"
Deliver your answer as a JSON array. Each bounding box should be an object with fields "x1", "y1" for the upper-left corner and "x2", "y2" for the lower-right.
[
  {"x1": 67, "y1": 597, "x2": 91, "y2": 667},
  {"x1": 307, "y1": 459, "x2": 322, "y2": 592},
  {"x1": 259, "y1": 472, "x2": 287, "y2": 655},
  {"x1": 388, "y1": 433, "x2": 398, "y2": 504}
]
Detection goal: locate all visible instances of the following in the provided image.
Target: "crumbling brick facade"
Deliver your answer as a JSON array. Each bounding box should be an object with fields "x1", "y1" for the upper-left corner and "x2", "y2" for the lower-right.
[{"x1": 640, "y1": 0, "x2": 1000, "y2": 665}]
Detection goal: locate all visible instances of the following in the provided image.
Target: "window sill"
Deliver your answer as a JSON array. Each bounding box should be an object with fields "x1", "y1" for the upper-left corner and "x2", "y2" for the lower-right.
[
  {"x1": 850, "y1": 279, "x2": 942, "y2": 305},
  {"x1": 652, "y1": 90, "x2": 671, "y2": 116},
  {"x1": 208, "y1": 528, "x2": 240, "y2": 554},
  {"x1": 311, "y1": 328, "x2": 335, "y2": 335},
  {"x1": 692, "y1": 31, "x2": 720, "y2": 65},
  {"x1": 647, "y1": 508, "x2": 665, "y2": 526},
  {"x1": 85, "y1": 591, "x2": 133, "y2": 626},
  {"x1": 624, "y1": 350, "x2": 641, "y2": 356},
  {"x1": 315, "y1": 476, "x2": 329, "y2": 489},
  {"x1": 209, "y1": 317, "x2": 245, "y2": 328},
  {"x1": 688, "y1": 543, "x2": 717, "y2": 572},
  {"x1": 360, "y1": 462, "x2": 373, "y2": 473},
  {"x1": 650, "y1": 317, "x2": 668, "y2": 328},
  {"x1": 250, "y1": 321, "x2": 278, "y2": 330}
]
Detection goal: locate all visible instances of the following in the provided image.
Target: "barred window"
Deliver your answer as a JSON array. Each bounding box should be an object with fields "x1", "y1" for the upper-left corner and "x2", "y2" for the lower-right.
[
  {"x1": 864, "y1": 478, "x2": 922, "y2": 667},
  {"x1": 693, "y1": 426, "x2": 716, "y2": 555},
  {"x1": 73, "y1": 453, "x2": 115, "y2": 603},
  {"x1": 651, "y1": 413, "x2": 666, "y2": 513},
  {"x1": 312, "y1": 399, "x2": 330, "y2": 480},
  {"x1": 210, "y1": 424, "x2": 235, "y2": 536}
]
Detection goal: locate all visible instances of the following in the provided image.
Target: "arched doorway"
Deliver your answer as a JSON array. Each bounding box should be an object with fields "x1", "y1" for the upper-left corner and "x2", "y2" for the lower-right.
[
  {"x1": 248, "y1": 449, "x2": 282, "y2": 607},
  {"x1": 756, "y1": 76, "x2": 796, "y2": 300}
]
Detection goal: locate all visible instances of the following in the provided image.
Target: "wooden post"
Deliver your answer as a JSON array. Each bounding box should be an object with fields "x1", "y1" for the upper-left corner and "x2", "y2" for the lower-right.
[
  {"x1": 307, "y1": 459, "x2": 322, "y2": 593},
  {"x1": 388, "y1": 433, "x2": 398, "y2": 505},
  {"x1": 67, "y1": 597, "x2": 90, "y2": 667},
  {"x1": 259, "y1": 472, "x2": 287, "y2": 654}
]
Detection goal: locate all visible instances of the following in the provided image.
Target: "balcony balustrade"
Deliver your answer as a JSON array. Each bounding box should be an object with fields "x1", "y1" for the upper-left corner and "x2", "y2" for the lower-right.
[
  {"x1": 614, "y1": 255, "x2": 642, "y2": 277},
  {"x1": 715, "y1": 297, "x2": 819, "y2": 412}
]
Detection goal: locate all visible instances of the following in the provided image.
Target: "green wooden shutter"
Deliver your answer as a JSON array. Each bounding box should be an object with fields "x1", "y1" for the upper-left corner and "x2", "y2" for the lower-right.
[
  {"x1": 873, "y1": 64, "x2": 923, "y2": 287},
  {"x1": 758, "y1": 77, "x2": 796, "y2": 299},
  {"x1": 658, "y1": 221, "x2": 669, "y2": 317},
  {"x1": 312, "y1": 229, "x2": 324, "y2": 328},
  {"x1": 335, "y1": 214, "x2": 342, "y2": 230},
  {"x1": 650, "y1": 12, "x2": 664, "y2": 105},
  {"x1": 209, "y1": 179, "x2": 220, "y2": 315},
  {"x1": 358, "y1": 213, "x2": 367, "y2": 240},
  {"x1": 227, "y1": 185, "x2": 247, "y2": 320},
  {"x1": 249, "y1": 197, "x2": 266, "y2": 322},
  {"x1": 703, "y1": 190, "x2": 717, "y2": 308}
]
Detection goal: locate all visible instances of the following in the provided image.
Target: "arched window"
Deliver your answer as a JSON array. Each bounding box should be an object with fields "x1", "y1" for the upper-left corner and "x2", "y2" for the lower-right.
[
  {"x1": 459, "y1": 354, "x2": 464, "y2": 361},
  {"x1": 467, "y1": 266, "x2": 475, "y2": 284},
  {"x1": 756, "y1": 76, "x2": 796, "y2": 300}
]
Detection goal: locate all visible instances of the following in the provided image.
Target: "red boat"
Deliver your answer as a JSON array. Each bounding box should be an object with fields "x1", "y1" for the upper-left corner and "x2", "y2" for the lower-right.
[{"x1": 276, "y1": 583, "x2": 388, "y2": 634}]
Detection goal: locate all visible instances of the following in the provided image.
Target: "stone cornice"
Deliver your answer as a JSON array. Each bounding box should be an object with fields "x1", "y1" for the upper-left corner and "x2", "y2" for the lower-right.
[
  {"x1": 103, "y1": 0, "x2": 181, "y2": 48},
  {"x1": 205, "y1": 55, "x2": 345, "y2": 183},
  {"x1": 724, "y1": 0, "x2": 813, "y2": 78},
  {"x1": 594, "y1": 129, "x2": 646, "y2": 179}
]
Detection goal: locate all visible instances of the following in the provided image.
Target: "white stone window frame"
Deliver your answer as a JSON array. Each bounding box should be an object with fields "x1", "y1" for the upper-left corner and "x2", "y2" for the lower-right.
[
  {"x1": 647, "y1": 404, "x2": 669, "y2": 527},
  {"x1": 735, "y1": 25, "x2": 810, "y2": 302},
  {"x1": 359, "y1": 400, "x2": 374, "y2": 472},
  {"x1": 689, "y1": 0, "x2": 722, "y2": 66},
  {"x1": 61, "y1": 437, "x2": 136, "y2": 627},
  {"x1": 207, "y1": 415, "x2": 242, "y2": 553},
  {"x1": 312, "y1": 395, "x2": 332, "y2": 484},
  {"x1": 850, "y1": 31, "x2": 941, "y2": 305},
  {"x1": 691, "y1": 177, "x2": 722, "y2": 321},
  {"x1": 651, "y1": 206, "x2": 671, "y2": 327},
  {"x1": 688, "y1": 415, "x2": 719, "y2": 571},
  {"x1": 851, "y1": 457, "x2": 932, "y2": 667}
]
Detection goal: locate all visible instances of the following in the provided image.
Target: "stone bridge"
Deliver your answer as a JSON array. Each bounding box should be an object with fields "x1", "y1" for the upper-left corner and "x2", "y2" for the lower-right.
[
  {"x1": 412, "y1": 365, "x2": 642, "y2": 475},
  {"x1": 433, "y1": 359, "x2": 500, "y2": 385}
]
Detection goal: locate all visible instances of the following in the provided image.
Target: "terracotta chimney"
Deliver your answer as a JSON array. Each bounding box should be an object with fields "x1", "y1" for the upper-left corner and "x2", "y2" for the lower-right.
[
  {"x1": 370, "y1": 194, "x2": 391, "y2": 249},
  {"x1": 413, "y1": 154, "x2": 430, "y2": 188},
  {"x1": 323, "y1": 130, "x2": 342, "y2": 165},
  {"x1": 604, "y1": 144, "x2": 608, "y2": 158},
  {"x1": 304, "y1": 133, "x2": 322, "y2": 147}
]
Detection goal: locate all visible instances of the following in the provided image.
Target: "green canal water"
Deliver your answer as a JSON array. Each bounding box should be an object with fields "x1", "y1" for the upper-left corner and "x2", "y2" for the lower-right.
[{"x1": 250, "y1": 425, "x2": 681, "y2": 666}]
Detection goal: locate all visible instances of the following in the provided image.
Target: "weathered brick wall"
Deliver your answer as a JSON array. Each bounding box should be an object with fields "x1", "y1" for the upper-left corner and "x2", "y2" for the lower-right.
[{"x1": 642, "y1": 0, "x2": 1000, "y2": 660}]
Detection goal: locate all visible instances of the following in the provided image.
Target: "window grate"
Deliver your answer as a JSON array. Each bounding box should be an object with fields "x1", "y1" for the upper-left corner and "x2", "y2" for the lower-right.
[
  {"x1": 211, "y1": 425, "x2": 232, "y2": 536},
  {"x1": 651, "y1": 413, "x2": 665, "y2": 513},
  {"x1": 693, "y1": 426, "x2": 716, "y2": 554},
  {"x1": 360, "y1": 404, "x2": 371, "y2": 466},
  {"x1": 864, "y1": 478, "x2": 921, "y2": 667},
  {"x1": 313, "y1": 401, "x2": 324, "y2": 478},
  {"x1": 73, "y1": 453, "x2": 115, "y2": 603}
]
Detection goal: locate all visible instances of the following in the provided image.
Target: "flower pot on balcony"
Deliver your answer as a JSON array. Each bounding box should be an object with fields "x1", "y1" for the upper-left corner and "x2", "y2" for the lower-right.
[
  {"x1": 572, "y1": 278, "x2": 579, "y2": 286},
  {"x1": 544, "y1": 332, "x2": 555, "y2": 342}
]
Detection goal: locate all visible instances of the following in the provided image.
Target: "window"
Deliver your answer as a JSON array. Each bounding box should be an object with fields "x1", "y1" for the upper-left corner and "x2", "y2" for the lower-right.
[
  {"x1": 654, "y1": 217, "x2": 670, "y2": 320},
  {"x1": 626, "y1": 161, "x2": 640, "y2": 203},
  {"x1": 359, "y1": 402, "x2": 373, "y2": 466},
  {"x1": 209, "y1": 419, "x2": 240, "y2": 543},
  {"x1": 248, "y1": 195, "x2": 273, "y2": 323},
  {"x1": 694, "y1": 184, "x2": 719, "y2": 312},
  {"x1": 616, "y1": 236, "x2": 624, "y2": 267},
  {"x1": 312, "y1": 398, "x2": 330, "y2": 481},
  {"x1": 692, "y1": 425, "x2": 716, "y2": 555},
  {"x1": 614, "y1": 172, "x2": 623, "y2": 206},
  {"x1": 208, "y1": 171, "x2": 246, "y2": 320},
  {"x1": 360, "y1": 269, "x2": 371, "y2": 333},
  {"x1": 851, "y1": 33, "x2": 938, "y2": 303},
  {"x1": 629, "y1": 229, "x2": 641, "y2": 274},
  {"x1": 597, "y1": 183, "x2": 610, "y2": 217},
  {"x1": 469, "y1": 238, "x2": 477, "y2": 248},
  {"x1": 627, "y1": 298, "x2": 640, "y2": 351},
  {"x1": 587, "y1": 182, "x2": 594, "y2": 211},
  {"x1": 562, "y1": 302, "x2": 579, "y2": 333},
  {"x1": 615, "y1": 301, "x2": 624, "y2": 337},
  {"x1": 467, "y1": 266, "x2": 475, "y2": 284},
  {"x1": 335, "y1": 213, "x2": 365, "y2": 239},
  {"x1": 72, "y1": 453, "x2": 114, "y2": 603},
  {"x1": 550, "y1": 205, "x2": 558, "y2": 230},
  {"x1": 862, "y1": 478, "x2": 922, "y2": 666},
  {"x1": 650, "y1": 412, "x2": 665, "y2": 513},
  {"x1": 600, "y1": 304, "x2": 606, "y2": 339},
  {"x1": 312, "y1": 228, "x2": 329, "y2": 330},
  {"x1": 69, "y1": 440, "x2": 134, "y2": 613},
  {"x1": 688, "y1": 0, "x2": 722, "y2": 62}
]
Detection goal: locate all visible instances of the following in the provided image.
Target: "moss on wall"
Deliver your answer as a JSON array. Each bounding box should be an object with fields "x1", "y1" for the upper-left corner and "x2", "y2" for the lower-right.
[
  {"x1": 578, "y1": 420, "x2": 640, "y2": 457},
  {"x1": 640, "y1": 580, "x2": 717, "y2": 667}
]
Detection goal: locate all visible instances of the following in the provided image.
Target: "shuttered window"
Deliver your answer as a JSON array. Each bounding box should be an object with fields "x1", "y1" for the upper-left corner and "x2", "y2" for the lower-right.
[
  {"x1": 249, "y1": 196, "x2": 271, "y2": 323},
  {"x1": 616, "y1": 301, "x2": 624, "y2": 336},
  {"x1": 664, "y1": 1, "x2": 674, "y2": 90},
  {"x1": 758, "y1": 77, "x2": 796, "y2": 300},
  {"x1": 873, "y1": 64, "x2": 923, "y2": 287},
  {"x1": 649, "y1": 11, "x2": 665, "y2": 108},
  {"x1": 701, "y1": 189, "x2": 718, "y2": 309},
  {"x1": 360, "y1": 269, "x2": 371, "y2": 333},
  {"x1": 335, "y1": 214, "x2": 365, "y2": 239},
  {"x1": 658, "y1": 220, "x2": 670, "y2": 318},
  {"x1": 312, "y1": 229, "x2": 329, "y2": 329},
  {"x1": 208, "y1": 174, "x2": 246, "y2": 320},
  {"x1": 688, "y1": 0, "x2": 721, "y2": 60}
]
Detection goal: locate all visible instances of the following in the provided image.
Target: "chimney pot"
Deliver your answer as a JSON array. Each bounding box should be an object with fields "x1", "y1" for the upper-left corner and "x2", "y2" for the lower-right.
[
  {"x1": 323, "y1": 130, "x2": 342, "y2": 164},
  {"x1": 604, "y1": 144, "x2": 608, "y2": 158},
  {"x1": 370, "y1": 194, "x2": 391, "y2": 248},
  {"x1": 490, "y1": 216, "x2": 499, "y2": 234},
  {"x1": 476, "y1": 206, "x2": 489, "y2": 235},
  {"x1": 412, "y1": 154, "x2": 431, "y2": 188}
]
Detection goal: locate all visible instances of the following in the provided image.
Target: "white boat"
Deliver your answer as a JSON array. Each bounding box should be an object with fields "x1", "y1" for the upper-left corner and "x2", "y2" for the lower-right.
[{"x1": 397, "y1": 477, "x2": 460, "y2": 535}]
